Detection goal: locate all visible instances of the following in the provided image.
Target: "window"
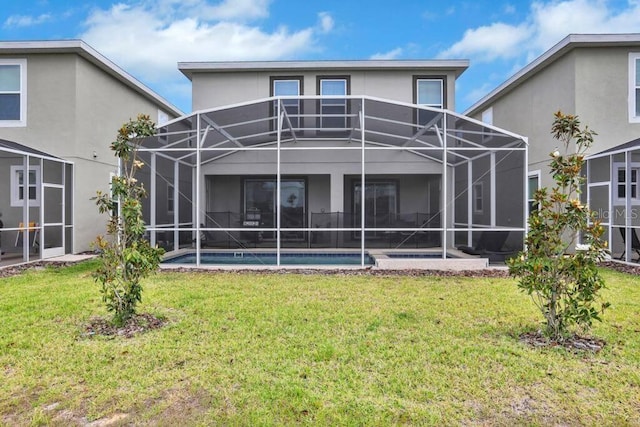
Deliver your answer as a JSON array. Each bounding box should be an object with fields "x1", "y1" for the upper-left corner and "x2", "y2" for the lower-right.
[
  {"x1": 528, "y1": 171, "x2": 541, "y2": 214},
  {"x1": 318, "y1": 77, "x2": 348, "y2": 129},
  {"x1": 614, "y1": 163, "x2": 640, "y2": 204},
  {"x1": 167, "y1": 183, "x2": 174, "y2": 213},
  {"x1": 414, "y1": 76, "x2": 445, "y2": 126},
  {"x1": 473, "y1": 182, "x2": 483, "y2": 214},
  {"x1": 0, "y1": 59, "x2": 27, "y2": 126},
  {"x1": 630, "y1": 53, "x2": 640, "y2": 123},
  {"x1": 481, "y1": 107, "x2": 493, "y2": 143},
  {"x1": 10, "y1": 165, "x2": 40, "y2": 207},
  {"x1": 271, "y1": 77, "x2": 303, "y2": 129},
  {"x1": 481, "y1": 107, "x2": 493, "y2": 125}
]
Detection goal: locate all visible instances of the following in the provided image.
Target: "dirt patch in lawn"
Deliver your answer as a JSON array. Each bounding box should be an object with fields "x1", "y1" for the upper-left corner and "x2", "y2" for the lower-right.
[
  {"x1": 82, "y1": 313, "x2": 166, "y2": 339},
  {"x1": 519, "y1": 331, "x2": 606, "y2": 352}
]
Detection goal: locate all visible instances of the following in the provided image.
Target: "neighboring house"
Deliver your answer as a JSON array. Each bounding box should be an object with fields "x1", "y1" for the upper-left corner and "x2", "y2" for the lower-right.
[
  {"x1": 0, "y1": 40, "x2": 182, "y2": 265},
  {"x1": 464, "y1": 33, "x2": 640, "y2": 263},
  {"x1": 137, "y1": 60, "x2": 528, "y2": 265}
]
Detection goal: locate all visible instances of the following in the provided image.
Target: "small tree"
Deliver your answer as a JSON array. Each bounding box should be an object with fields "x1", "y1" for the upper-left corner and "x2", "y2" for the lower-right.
[
  {"x1": 93, "y1": 114, "x2": 164, "y2": 326},
  {"x1": 509, "y1": 111, "x2": 609, "y2": 341}
]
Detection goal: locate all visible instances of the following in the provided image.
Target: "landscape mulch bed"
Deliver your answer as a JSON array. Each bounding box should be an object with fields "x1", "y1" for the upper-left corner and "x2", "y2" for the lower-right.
[
  {"x1": 82, "y1": 313, "x2": 166, "y2": 339},
  {"x1": 519, "y1": 331, "x2": 606, "y2": 352},
  {"x1": 1, "y1": 260, "x2": 639, "y2": 280}
]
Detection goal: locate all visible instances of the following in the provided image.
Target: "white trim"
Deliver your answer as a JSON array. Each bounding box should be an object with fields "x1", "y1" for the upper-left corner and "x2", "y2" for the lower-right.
[
  {"x1": 10, "y1": 165, "x2": 40, "y2": 207},
  {"x1": 629, "y1": 53, "x2": 640, "y2": 123},
  {"x1": 0, "y1": 58, "x2": 27, "y2": 127}
]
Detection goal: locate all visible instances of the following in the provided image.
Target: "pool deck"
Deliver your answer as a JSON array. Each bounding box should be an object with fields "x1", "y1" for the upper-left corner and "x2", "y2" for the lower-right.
[
  {"x1": 159, "y1": 248, "x2": 497, "y2": 271},
  {"x1": 0, "y1": 249, "x2": 502, "y2": 271}
]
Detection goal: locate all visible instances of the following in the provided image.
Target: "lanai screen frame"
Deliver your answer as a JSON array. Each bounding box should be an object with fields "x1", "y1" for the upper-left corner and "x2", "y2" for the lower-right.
[
  {"x1": 137, "y1": 96, "x2": 528, "y2": 266},
  {"x1": 0, "y1": 140, "x2": 74, "y2": 264},
  {"x1": 586, "y1": 141, "x2": 640, "y2": 264}
]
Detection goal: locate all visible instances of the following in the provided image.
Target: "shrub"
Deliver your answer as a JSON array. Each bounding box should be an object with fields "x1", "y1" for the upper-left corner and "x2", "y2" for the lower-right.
[
  {"x1": 92, "y1": 114, "x2": 164, "y2": 326},
  {"x1": 509, "y1": 111, "x2": 609, "y2": 341}
]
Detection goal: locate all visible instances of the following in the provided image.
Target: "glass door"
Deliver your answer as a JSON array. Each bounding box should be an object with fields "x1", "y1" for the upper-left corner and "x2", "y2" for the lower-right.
[
  {"x1": 353, "y1": 181, "x2": 397, "y2": 236},
  {"x1": 244, "y1": 178, "x2": 306, "y2": 240}
]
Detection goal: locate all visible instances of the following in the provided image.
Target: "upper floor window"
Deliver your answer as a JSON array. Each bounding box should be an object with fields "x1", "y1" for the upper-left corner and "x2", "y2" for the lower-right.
[
  {"x1": 10, "y1": 165, "x2": 40, "y2": 207},
  {"x1": 0, "y1": 59, "x2": 27, "y2": 127},
  {"x1": 481, "y1": 107, "x2": 494, "y2": 143},
  {"x1": 414, "y1": 76, "x2": 445, "y2": 126},
  {"x1": 271, "y1": 76, "x2": 302, "y2": 128},
  {"x1": 318, "y1": 77, "x2": 349, "y2": 129},
  {"x1": 630, "y1": 53, "x2": 640, "y2": 123}
]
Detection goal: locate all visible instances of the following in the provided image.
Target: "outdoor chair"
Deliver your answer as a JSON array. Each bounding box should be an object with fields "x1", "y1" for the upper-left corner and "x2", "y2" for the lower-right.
[
  {"x1": 618, "y1": 227, "x2": 640, "y2": 260},
  {"x1": 457, "y1": 230, "x2": 514, "y2": 262},
  {"x1": 14, "y1": 222, "x2": 39, "y2": 253}
]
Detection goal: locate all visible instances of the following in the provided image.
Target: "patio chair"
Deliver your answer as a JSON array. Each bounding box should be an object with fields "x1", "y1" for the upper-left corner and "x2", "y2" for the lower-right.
[
  {"x1": 14, "y1": 222, "x2": 39, "y2": 253},
  {"x1": 457, "y1": 231, "x2": 514, "y2": 262},
  {"x1": 618, "y1": 227, "x2": 640, "y2": 260}
]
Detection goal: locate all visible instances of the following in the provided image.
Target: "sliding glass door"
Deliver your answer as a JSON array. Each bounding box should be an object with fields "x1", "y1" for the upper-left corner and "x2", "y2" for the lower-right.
[
  {"x1": 244, "y1": 178, "x2": 306, "y2": 239},
  {"x1": 353, "y1": 181, "x2": 397, "y2": 233}
]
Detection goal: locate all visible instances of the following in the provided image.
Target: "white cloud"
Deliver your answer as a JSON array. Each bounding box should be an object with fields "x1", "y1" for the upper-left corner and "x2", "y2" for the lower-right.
[
  {"x1": 3, "y1": 13, "x2": 52, "y2": 28},
  {"x1": 503, "y1": 3, "x2": 516, "y2": 14},
  {"x1": 199, "y1": 0, "x2": 271, "y2": 21},
  {"x1": 318, "y1": 11, "x2": 334, "y2": 33},
  {"x1": 440, "y1": 0, "x2": 640, "y2": 62},
  {"x1": 463, "y1": 82, "x2": 496, "y2": 105},
  {"x1": 80, "y1": 1, "x2": 321, "y2": 84},
  {"x1": 370, "y1": 47, "x2": 403, "y2": 60},
  {"x1": 441, "y1": 22, "x2": 531, "y2": 61},
  {"x1": 530, "y1": 0, "x2": 640, "y2": 50}
]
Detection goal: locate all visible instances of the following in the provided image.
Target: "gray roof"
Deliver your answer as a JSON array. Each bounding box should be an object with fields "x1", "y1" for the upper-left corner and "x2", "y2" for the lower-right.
[
  {"x1": 0, "y1": 40, "x2": 184, "y2": 117},
  {"x1": 591, "y1": 137, "x2": 640, "y2": 157},
  {"x1": 178, "y1": 59, "x2": 470, "y2": 80},
  {"x1": 465, "y1": 33, "x2": 640, "y2": 116},
  {"x1": 0, "y1": 138, "x2": 61, "y2": 160}
]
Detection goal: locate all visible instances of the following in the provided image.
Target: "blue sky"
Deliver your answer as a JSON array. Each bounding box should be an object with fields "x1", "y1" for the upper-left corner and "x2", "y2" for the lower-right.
[{"x1": 2, "y1": 0, "x2": 640, "y2": 114}]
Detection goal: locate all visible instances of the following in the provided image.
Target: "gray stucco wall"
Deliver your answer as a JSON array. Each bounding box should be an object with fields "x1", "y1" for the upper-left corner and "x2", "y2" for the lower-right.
[
  {"x1": 0, "y1": 52, "x2": 178, "y2": 253},
  {"x1": 474, "y1": 52, "x2": 577, "y2": 190},
  {"x1": 191, "y1": 69, "x2": 458, "y2": 112},
  {"x1": 574, "y1": 47, "x2": 640, "y2": 152},
  {"x1": 475, "y1": 46, "x2": 640, "y2": 191}
]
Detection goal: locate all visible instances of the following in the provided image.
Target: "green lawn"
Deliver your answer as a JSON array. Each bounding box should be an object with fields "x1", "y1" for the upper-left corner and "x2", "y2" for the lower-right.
[{"x1": 1, "y1": 262, "x2": 639, "y2": 426}]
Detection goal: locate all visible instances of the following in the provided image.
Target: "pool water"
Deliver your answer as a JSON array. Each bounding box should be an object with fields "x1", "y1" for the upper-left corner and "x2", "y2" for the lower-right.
[{"x1": 164, "y1": 252, "x2": 375, "y2": 265}]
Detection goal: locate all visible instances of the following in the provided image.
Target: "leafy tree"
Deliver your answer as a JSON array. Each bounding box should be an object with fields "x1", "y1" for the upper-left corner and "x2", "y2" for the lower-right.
[
  {"x1": 509, "y1": 111, "x2": 609, "y2": 341},
  {"x1": 93, "y1": 114, "x2": 164, "y2": 326}
]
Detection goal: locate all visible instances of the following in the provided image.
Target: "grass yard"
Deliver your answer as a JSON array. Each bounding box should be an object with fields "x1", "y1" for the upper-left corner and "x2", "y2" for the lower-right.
[{"x1": 1, "y1": 262, "x2": 639, "y2": 425}]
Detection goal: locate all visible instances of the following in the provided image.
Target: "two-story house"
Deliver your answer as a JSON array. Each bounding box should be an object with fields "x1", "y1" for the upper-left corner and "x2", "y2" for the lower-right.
[
  {"x1": 0, "y1": 40, "x2": 182, "y2": 266},
  {"x1": 465, "y1": 34, "x2": 640, "y2": 263},
  {"x1": 140, "y1": 60, "x2": 528, "y2": 266}
]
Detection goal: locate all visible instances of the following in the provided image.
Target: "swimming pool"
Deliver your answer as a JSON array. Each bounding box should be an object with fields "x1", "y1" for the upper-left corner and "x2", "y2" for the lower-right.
[{"x1": 163, "y1": 252, "x2": 375, "y2": 266}]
